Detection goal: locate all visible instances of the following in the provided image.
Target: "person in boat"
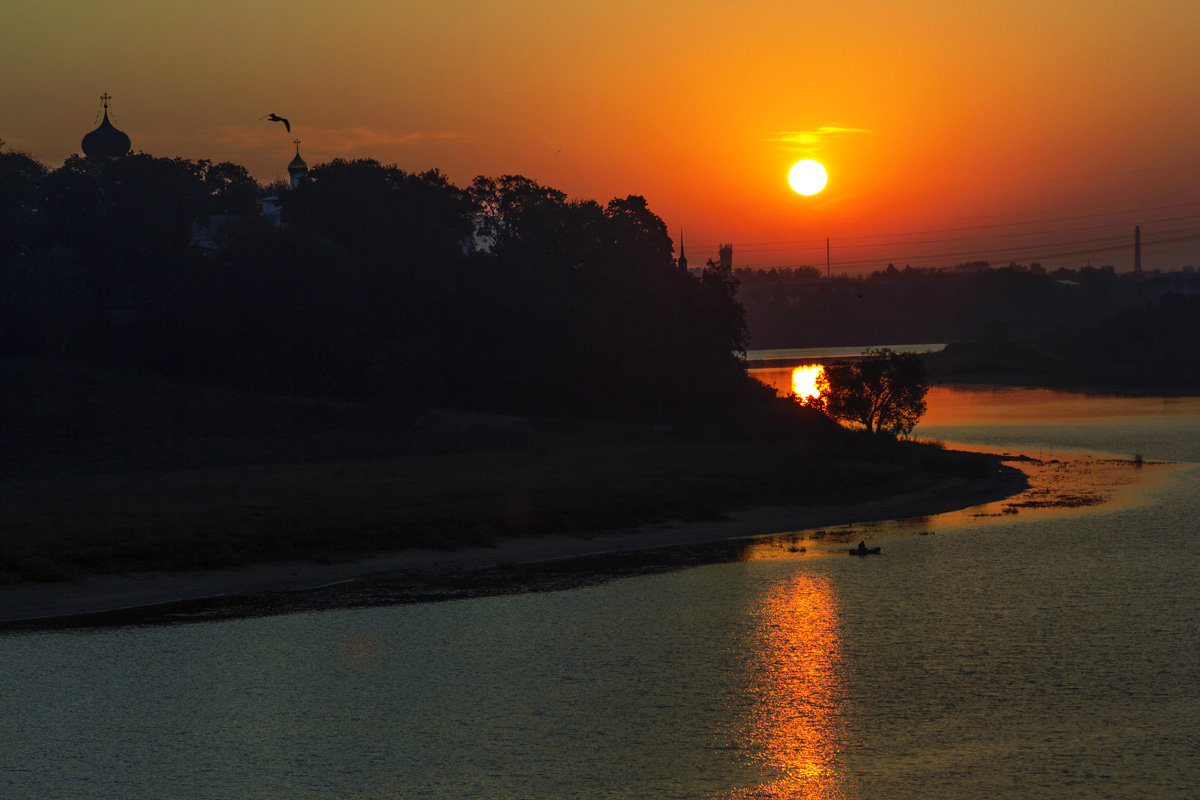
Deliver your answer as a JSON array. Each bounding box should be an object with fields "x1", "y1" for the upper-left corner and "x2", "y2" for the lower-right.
[{"x1": 856, "y1": 540, "x2": 869, "y2": 553}]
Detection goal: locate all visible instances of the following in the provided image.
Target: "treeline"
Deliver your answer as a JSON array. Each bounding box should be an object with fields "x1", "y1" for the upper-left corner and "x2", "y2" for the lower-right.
[
  {"x1": 734, "y1": 265, "x2": 823, "y2": 283},
  {"x1": 734, "y1": 259, "x2": 1194, "y2": 286},
  {"x1": 738, "y1": 261, "x2": 1200, "y2": 348},
  {"x1": 0, "y1": 148, "x2": 760, "y2": 418},
  {"x1": 927, "y1": 292, "x2": 1200, "y2": 389}
]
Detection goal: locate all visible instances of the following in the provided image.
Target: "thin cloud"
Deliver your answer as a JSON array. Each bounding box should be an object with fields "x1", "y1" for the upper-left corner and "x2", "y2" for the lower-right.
[
  {"x1": 769, "y1": 126, "x2": 871, "y2": 151},
  {"x1": 318, "y1": 128, "x2": 465, "y2": 152},
  {"x1": 212, "y1": 125, "x2": 464, "y2": 153}
]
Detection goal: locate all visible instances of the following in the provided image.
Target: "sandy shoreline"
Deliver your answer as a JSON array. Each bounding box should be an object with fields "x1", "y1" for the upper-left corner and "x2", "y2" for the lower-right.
[{"x1": 0, "y1": 460, "x2": 1028, "y2": 631}]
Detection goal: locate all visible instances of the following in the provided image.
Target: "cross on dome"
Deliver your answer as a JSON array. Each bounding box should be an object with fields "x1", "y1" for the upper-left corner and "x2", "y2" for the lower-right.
[{"x1": 81, "y1": 92, "x2": 131, "y2": 161}]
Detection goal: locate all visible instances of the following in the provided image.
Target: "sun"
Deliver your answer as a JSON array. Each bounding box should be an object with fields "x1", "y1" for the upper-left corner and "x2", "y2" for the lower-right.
[{"x1": 788, "y1": 159, "x2": 828, "y2": 196}]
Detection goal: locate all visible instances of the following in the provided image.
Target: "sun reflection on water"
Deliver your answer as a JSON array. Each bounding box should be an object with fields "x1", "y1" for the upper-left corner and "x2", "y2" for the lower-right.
[
  {"x1": 747, "y1": 365, "x2": 826, "y2": 401},
  {"x1": 791, "y1": 365, "x2": 825, "y2": 401},
  {"x1": 719, "y1": 572, "x2": 849, "y2": 800}
]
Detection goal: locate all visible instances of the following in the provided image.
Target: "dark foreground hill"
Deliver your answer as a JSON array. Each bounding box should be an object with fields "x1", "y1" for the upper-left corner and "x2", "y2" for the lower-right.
[{"x1": 1, "y1": 359, "x2": 1009, "y2": 583}]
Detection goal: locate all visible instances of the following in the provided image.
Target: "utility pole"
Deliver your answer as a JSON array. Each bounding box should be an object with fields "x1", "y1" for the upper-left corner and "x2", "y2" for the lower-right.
[
  {"x1": 826, "y1": 237, "x2": 830, "y2": 278},
  {"x1": 1134, "y1": 225, "x2": 1142, "y2": 274}
]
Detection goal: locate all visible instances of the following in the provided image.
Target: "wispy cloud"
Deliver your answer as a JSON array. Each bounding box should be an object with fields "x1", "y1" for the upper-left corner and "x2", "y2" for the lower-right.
[
  {"x1": 768, "y1": 126, "x2": 871, "y2": 151},
  {"x1": 316, "y1": 128, "x2": 465, "y2": 152},
  {"x1": 212, "y1": 125, "x2": 464, "y2": 153}
]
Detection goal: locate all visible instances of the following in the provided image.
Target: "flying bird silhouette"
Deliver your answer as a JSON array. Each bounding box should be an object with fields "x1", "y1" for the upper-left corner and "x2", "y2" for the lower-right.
[{"x1": 260, "y1": 113, "x2": 291, "y2": 133}]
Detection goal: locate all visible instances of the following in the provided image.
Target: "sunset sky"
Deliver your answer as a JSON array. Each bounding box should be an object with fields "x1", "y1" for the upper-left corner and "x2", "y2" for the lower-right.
[{"x1": 4, "y1": 1, "x2": 1199, "y2": 272}]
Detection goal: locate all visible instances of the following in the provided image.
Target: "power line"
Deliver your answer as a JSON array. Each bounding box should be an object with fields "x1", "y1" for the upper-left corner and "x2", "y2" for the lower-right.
[
  {"x1": 690, "y1": 227, "x2": 1200, "y2": 272},
  {"x1": 729, "y1": 228, "x2": 1200, "y2": 272},
  {"x1": 683, "y1": 200, "x2": 1200, "y2": 262},
  {"x1": 722, "y1": 217, "x2": 1200, "y2": 258},
  {"x1": 692, "y1": 215, "x2": 1200, "y2": 258},
  {"x1": 758, "y1": 227, "x2": 1200, "y2": 272}
]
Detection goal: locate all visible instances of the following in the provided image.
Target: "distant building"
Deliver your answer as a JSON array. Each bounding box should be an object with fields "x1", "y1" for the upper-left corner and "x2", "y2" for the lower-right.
[
  {"x1": 81, "y1": 93, "x2": 131, "y2": 161},
  {"x1": 677, "y1": 230, "x2": 688, "y2": 271},
  {"x1": 260, "y1": 195, "x2": 283, "y2": 227}
]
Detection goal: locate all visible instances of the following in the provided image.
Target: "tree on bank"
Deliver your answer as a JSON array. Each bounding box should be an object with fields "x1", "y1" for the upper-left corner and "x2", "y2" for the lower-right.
[{"x1": 815, "y1": 348, "x2": 930, "y2": 435}]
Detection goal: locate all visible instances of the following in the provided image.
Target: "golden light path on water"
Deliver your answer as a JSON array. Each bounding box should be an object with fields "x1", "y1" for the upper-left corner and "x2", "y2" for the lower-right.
[{"x1": 718, "y1": 573, "x2": 848, "y2": 800}]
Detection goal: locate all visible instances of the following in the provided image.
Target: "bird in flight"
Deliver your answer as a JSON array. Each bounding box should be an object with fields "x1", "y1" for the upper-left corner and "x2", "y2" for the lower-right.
[{"x1": 260, "y1": 113, "x2": 291, "y2": 133}]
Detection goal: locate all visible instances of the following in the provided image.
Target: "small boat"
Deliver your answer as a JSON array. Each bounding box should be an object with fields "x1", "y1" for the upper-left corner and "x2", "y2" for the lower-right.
[{"x1": 848, "y1": 545, "x2": 881, "y2": 556}]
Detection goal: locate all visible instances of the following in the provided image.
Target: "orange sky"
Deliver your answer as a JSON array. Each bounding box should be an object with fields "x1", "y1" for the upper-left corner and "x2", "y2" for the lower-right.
[{"x1": 4, "y1": 1, "x2": 1199, "y2": 272}]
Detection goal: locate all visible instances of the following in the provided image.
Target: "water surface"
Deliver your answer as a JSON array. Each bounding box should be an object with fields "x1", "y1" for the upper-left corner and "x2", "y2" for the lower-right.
[{"x1": 3, "y1": 388, "x2": 1198, "y2": 799}]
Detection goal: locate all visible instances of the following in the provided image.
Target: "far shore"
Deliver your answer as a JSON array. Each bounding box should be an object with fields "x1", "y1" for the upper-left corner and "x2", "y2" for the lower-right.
[{"x1": 0, "y1": 462, "x2": 1027, "y2": 632}]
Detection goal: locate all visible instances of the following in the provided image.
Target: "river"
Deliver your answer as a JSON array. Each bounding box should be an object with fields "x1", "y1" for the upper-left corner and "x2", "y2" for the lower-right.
[{"x1": 2, "y1": 387, "x2": 1198, "y2": 799}]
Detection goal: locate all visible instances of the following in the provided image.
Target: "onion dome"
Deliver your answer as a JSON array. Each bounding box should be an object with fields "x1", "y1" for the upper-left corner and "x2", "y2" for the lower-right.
[
  {"x1": 287, "y1": 140, "x2": 308, "y2": 188},
  {"x1": 288, "y1": 142, "x2": 307, "y2": 175},
  {"x1": 81, "y1": 94, "x2": 131, "y2": 161}
]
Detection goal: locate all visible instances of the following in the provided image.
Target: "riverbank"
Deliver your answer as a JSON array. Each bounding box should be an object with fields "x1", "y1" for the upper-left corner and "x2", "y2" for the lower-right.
[
  {"x1": 2, "y1": 358, "x2": 1029, "y2": 630},
  {"x1": 2, "y1": 359, "x2": 1010, "y2": 578},
  {"x1": 0, "y1": 457, "x2": 1027, "y2": 631}
]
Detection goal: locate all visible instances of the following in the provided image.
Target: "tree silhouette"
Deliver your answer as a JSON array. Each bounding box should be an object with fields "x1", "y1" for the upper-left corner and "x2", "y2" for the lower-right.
[
  {"x1": 0, "y1": 147, "x2": 47, "y2": 261},
  {"x1": 815, "y1": 348, "x2": 930, "y2": 435},
  {"x1": 702, "y1": 243, "x2": 748, "y2": 357},
  {"x1": 3, "y1": 148, "x2": 766, "y2": 419},
  {"x1": 201, "y1": 161, "x2": 260, "y2": 215},
  {"x1": 283, "y1": 159, "x2": 472, "y2": 262}
]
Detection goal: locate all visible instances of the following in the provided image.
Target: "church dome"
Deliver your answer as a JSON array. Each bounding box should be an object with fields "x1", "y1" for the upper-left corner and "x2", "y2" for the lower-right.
[
  {"x1": 81, "y1": 96, "x2": 131, "y2": 161},
  {"x1": 288, "y1": 150, "x2": 307, "y2": 175},
  {"x1": 287, "y1": 142, "x2": 308, "y2": 189}
]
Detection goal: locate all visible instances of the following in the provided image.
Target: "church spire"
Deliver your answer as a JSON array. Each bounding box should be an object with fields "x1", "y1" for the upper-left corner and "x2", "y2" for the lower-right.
[{"x1": 677, "y1": 229, "x2": 688, "y2": 271}]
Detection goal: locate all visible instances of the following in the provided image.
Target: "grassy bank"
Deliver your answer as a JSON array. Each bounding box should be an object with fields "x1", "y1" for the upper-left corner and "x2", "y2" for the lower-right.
[{"x1": 2, "y1": 359, "x2": 1004, "y2": 584}]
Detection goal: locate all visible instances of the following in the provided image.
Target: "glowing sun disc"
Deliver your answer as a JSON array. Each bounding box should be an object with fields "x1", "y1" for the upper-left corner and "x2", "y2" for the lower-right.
[{"x1": 788, "y1": 160, "x2": 828, "y2": 195}]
